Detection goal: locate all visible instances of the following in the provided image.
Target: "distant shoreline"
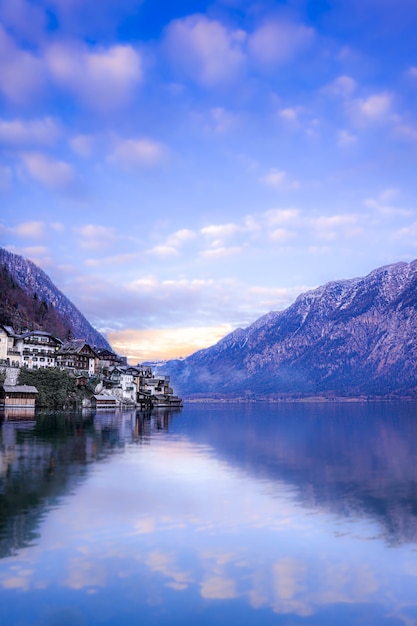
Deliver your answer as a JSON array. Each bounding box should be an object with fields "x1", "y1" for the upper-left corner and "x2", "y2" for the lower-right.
[{"x1": 183, "y1": 395, "x2": 417, "y2": 403}]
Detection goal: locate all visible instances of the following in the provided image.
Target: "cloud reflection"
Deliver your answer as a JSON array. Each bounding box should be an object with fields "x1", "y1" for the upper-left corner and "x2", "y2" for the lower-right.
[{"x1": 1, "y1": 407, "x2": 417, "y2": 626}]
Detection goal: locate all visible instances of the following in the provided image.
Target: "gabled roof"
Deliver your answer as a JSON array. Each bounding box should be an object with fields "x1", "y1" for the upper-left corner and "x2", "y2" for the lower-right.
[
  {"x1": 0, "y1": 325, "x2": 17, "y2": 336},
  {"x1": 2, "y1": 385, "x2": 38, "y2": 394},
  {"x1": 93, "y1": 394, "x2": 117, "y2": 401},
  {"x1": 57, "y1": 339, "x2": 98, "y2": 357},
  {"x1": 110, "y1": 365, "x2": 131, "y2": 374},
  {"x1": 22, "y1": 330, "x2": 61, "y2": 338},
  {"x1": 96, "y1": 348, "x2": 119, "y2": 358}
]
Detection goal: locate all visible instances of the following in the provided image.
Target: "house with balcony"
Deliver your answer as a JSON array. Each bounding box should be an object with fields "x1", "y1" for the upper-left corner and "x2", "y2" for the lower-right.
[
  {"x1": 0, "y1": 325, "x2": 21, "y2": 366},
  {"x1": 96, "y1": 348, "x2": 123, "y2": 372},
  {"x1": 14, "y1": 330, "x2": 62, "y2": 369},
  {"x1": 56, "y1": 339, "x2": 98, "y2": 375},
  {"x1": 106, "y1": 366, "x2": 136, "y2": 403}
]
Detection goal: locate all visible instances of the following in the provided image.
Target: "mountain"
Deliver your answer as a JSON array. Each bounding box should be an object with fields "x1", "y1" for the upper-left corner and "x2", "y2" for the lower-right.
[
  {"x1": 0, "y1": 248, "x2": 112, "y2": 350},
  {"x1": 161, "y1": 260, "x2": 417, "y2": 399}
]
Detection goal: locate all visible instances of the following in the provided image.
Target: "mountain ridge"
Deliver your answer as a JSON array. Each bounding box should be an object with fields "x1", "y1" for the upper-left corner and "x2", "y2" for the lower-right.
[
  {"x1": 0, "y1": 247, "x2": 111, "y2": 350},
  {"x1": 160, "y1": 259, "x2": 417, "y2": 399}
]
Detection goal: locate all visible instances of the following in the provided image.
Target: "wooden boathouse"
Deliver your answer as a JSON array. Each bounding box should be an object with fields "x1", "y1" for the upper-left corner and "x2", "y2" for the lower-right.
[
  {"x1": 92, "y1": 394, "x2": 118, "y2": 410},
  {"x1": 0, "y1": 385, "x2": 38, "y2": 409}
]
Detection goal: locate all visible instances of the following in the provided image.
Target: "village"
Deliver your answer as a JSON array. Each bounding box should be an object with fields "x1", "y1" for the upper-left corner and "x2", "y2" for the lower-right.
[{"x1": 0, "y1": 325, "x2": 182, "y2": 412}]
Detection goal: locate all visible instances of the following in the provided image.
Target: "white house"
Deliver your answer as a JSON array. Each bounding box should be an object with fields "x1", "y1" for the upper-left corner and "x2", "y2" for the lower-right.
[
  {"x1": 0, "y1": 326, "x2": 20, "y2": 366},
  {"x1": 14, "y1": 330, "x2": 62, "y2": 369}
]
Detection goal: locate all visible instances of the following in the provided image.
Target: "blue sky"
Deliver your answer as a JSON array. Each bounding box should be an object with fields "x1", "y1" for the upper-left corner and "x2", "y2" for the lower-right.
[{"x1": 1, "y1": 0, "x2": 417, "y2": 361}]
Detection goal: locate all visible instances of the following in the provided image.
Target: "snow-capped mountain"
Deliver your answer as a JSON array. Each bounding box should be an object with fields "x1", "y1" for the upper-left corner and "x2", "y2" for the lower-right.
[{"x1": 162, "y1": 260, "x2": 417, "y2": 398}]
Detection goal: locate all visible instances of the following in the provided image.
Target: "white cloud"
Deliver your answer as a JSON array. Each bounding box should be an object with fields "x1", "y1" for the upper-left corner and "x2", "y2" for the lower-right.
[
  {"x1": 147, "y1": 245, "x2": 179, "y2": 258},
  {"x1": 108, "y1": 324, "x2": 234, "y2": 361},
  {"x1": 200, "y1": 223, "x2": 240, "y2": 239},
  {"x1": 46, "y1": 42, "x2": 142, "y2": 110},
  {"x1": 0, "y1": 25, "x2": 44, "y2": 103},
  {"x1": 69, "y1": 134, "x2": 94, "y2": 156},
  {"x1": 279, "y1": 108, "x2": 299, "y2": 122},
  {"x1": 201, "y1": 246, "x2": 242, "y2": 259},
  {"x1": 0, "y1": 117, "x2": 61, "y2": 146},
  {"x1": 244, "y1": 215, "x2": 261, "y2": 234},
  {"x1": 0, "y1": 0, "x2": 46, "y2": 42},
  {"x1": 249, "y1": 20, "x2": 314, "y2": 66},
  {"x1": 164, "y1": 15, "x2": 246, "y2": 86},
  {"x1": 349, "y1": 92, "x2": 393, "y2": 124},
  {"x1": 51, "y1": 222, "x2": 65, "y2": 232},
  {"x1": 247, "y1": 285, "x2": 307, "y2": 311},
  {"x1": 379, "y1": 188, "x2": 399, "y2": 203},
  {"x1": 323, "y1": 75, "x2": 357, "y2": 98},
  {"x1": 338, "y1": 129, "x2": 357, "y2": 145},
  {"x1": 10, "y1": 220, "x2": 45, "y2": 238},
  {"x1": 364, "y1": 189, "x2": 411, "y2": 217},
  {"x1": 85, "y1": 252, "x2": 141, "y2": 267},
  {"x1": 264, "y1": 208, "x2": 300, "y2": 226},
  {"x1": 394, "y1": 123, "x2": 417, "y2": 142},
  {"x1": 209, "y1": 107, "x2": 237, "y2": 133},
  {"x1": 147, "y1": 229, "x2": 196, "y2": 257},
  {"x1": 109, "y1": 137, "x2": 168, "y2": 167},
  {"x1": 79, "y1": 224, "x2": 115, "y2": 239},
  {"x1": 78, "y1": 224, "x2": 117, "y2": 250},
  {"x1": 310, "y1": 214, "x2": 361, "y2": 240},
  {"x1": 166, "y1": 229, "x2": 196, "y2": 247},
  {"x1": 270, "y1": 228, "x2": 296, "y2": 243},
  {"x1": 21, "y1": 245, "x2": 48, "y2": 256},
  {"x1": 260, "y1": 169, "x2": 300, "y2": 190},
  {"x1": 20, "y1": 152, "x2": 74, "y2": 189},
  {"x1": 200, "y1": 576, "x2": 238, "y2": 600},
  {"x1": 393, "y1": 222, "x2": 417, "y2": 240}
]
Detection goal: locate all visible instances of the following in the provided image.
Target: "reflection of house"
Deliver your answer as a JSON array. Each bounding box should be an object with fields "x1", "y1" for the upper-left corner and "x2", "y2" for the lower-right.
[
  {"x1": 15, "y1": 331, "x2": 62, "y2": 369},
  {"x1": 0, "y1": 384, "x2": 38, "y2": 409},
  {"x1": 56, "y1": 340, "x2": 98, "y2": 375}
]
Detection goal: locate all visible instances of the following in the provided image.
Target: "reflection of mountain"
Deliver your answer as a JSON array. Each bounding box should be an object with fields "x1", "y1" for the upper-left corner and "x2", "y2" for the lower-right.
[
  {"x1": 2, "y1": 404, "x2": 417, "y2": 559},
  {"x1": 0, "y1": 411, "x2": 173, "y2": 558},
  {"x1": 174, "y1": 403, "x2": 417, "y2": 546}
]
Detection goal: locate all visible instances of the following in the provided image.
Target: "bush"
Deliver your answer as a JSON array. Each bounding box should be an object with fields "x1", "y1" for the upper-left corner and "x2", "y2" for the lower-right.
[{"x1": 18, "y1": 368, "x2": 79, "y2": 409}]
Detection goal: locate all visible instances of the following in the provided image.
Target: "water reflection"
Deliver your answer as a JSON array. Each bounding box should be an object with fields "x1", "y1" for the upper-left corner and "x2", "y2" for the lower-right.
[{"x1": 0, "y1": 403, "x2": 417, "y2": 625}]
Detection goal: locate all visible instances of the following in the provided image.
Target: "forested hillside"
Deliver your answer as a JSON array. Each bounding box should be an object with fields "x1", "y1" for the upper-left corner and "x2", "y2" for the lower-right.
[
  {"x1": 0, "y1": 263, "x2": 72, "y2": 340},
  {"x1": 0, "y1": 247, "x2": 111, "y2": 349}
]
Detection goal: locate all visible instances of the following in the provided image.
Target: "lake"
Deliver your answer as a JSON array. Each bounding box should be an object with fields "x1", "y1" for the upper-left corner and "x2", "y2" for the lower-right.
[{"x1": 1, "y1": 402, "x2": 417, "y2": 625}]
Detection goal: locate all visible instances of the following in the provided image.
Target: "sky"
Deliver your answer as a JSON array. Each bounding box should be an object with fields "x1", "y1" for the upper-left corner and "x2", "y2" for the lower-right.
[{"x1": 1, "y1": 0, "x2": 417, "y2": 363}]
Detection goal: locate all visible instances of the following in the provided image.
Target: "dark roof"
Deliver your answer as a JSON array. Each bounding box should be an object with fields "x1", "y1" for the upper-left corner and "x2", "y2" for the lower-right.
[
  {"x1": 21, "y1": 330, "x2": 61, "y2": 340},
  {"x1": 96, "y1": 349, "x2": 118, "y2": 358},
  {"x1": 57, "y1": 339, "x2": 98, "y2": 357},
  {"x1": 0, "y1": 325, "x2": 17, "y2": 336},
  {"x1": 2, "y1": 385, "x2": 38, "y2": 394},
  {"x1": 93, "y1": 394, "x2": 117, "y2": 401}
]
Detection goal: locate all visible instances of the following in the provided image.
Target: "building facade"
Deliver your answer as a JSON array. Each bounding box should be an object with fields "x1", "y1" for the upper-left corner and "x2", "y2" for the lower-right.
[
  {"x1": 56, "y1": 340, "x2": 98, "y2": 375},
  {"x1": 14, "y1": 331, "x2": 62, "y2": 369}
]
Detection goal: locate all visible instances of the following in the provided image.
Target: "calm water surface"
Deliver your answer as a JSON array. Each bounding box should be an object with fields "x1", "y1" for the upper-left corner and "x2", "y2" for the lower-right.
[{"x1": 1, "y1": 402, "x2": 417, "y2": 625}]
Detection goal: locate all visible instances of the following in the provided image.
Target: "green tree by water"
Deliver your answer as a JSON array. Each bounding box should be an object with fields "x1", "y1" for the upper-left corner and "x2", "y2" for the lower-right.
[{"x1": 18, "y1": 368, "x2": 80, "y2": 409}]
